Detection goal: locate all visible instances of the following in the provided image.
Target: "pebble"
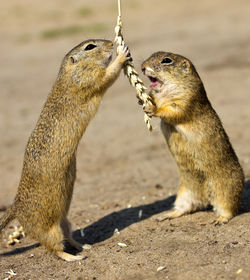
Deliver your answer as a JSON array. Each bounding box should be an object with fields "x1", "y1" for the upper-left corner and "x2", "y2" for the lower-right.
[
  {"x1": 157, "y1": 266, "x2": 166, "y2": 272},
  {"x1": 117, "y1": 242, "x2": 127, "y2": 247}
]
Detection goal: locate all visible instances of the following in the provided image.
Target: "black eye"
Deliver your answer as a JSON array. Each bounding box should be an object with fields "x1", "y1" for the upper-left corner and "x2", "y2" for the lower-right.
[
  {"x1": 161, "y1": 57, "x2": 173, "y2": 64},
  {"x1": 84, "y1": 44, "x2": 97, "y2": 51}
]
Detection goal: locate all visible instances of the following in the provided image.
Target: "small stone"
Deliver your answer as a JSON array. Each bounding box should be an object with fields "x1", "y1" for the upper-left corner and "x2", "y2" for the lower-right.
[
  {"x1": 117, "y1": 242, "x2": 127, "y2": 247},
  {"x1": 236, "y1": 268, "x2": 243, "y2": 274},
  {"x1": 138, "y1": 210, "x2": 143, "y2": 219},
  {"x1": 80, "y1": 229, "x2": 85, "y2": 237},
  {"x1": 82, "y1": 244, "x2": 92, "y2": 250},
  {"x1": 157, "y1": 266, "x2": 166, "y2": 272}
]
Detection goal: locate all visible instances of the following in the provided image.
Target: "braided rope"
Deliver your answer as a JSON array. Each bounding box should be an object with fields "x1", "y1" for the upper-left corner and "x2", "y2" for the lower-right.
[{"x1": 114, "y1": 0, "x2": 153, "y2": 131}]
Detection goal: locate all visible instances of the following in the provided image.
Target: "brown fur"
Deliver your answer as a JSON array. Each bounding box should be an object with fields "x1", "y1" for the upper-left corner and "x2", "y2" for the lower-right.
[
  {"x1": 0, "y1": 39, "x2": 130, "y2": 261},
  {"x1": 141, "y1": 52, "x2": 244, "y2": 224}
]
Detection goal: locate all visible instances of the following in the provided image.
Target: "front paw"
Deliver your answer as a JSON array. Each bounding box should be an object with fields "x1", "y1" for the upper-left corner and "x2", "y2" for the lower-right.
[
  {"x1": 117, "y1": 44, "x2": 132, "y2": 64},
  {"x1": 143, "y1": 102, "x2": 157, "y2": 117}
]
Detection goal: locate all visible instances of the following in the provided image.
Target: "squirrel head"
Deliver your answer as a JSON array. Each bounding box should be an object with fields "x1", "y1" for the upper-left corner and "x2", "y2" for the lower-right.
[
  {"x1": 58, "y1": 39, "x2": 114, "y2": 87},
  {"x1": 141, "y1": 52, "x2": 205, "y2": 100}
]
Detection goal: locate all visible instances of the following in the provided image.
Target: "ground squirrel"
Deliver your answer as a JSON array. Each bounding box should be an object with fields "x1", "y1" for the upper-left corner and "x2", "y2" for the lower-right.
[
  {"x1": 0, "y1": 39, "x2": 130, "y2": 261},
  {"x1": 141, "y1": 52, "x2": 244, "y2": 224}
]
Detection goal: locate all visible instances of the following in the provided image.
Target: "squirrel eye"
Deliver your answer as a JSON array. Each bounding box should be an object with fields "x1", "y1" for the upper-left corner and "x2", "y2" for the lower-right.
[
  {"x1": 161, "y1": 57, "x2": 173, "y2": 64},
  {"x1": 84, "y1": 44, "x2": 97, "y2": 51}
]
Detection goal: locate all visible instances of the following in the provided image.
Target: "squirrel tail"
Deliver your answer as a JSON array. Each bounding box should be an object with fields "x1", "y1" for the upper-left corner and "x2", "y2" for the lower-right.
[{"x1": 0, "y1": 205, "x2": 16, "y2": 235}]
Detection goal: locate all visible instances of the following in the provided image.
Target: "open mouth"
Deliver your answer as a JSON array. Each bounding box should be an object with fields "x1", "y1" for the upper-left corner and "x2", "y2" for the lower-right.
[{"x1": 148, "y1": 76, "x2": 162, "y2": 90}]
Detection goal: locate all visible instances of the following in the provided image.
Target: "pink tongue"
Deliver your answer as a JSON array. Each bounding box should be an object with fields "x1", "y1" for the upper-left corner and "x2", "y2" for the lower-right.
[{"x1": 150, "y1": 81, "x2": 158, "y2": 89}]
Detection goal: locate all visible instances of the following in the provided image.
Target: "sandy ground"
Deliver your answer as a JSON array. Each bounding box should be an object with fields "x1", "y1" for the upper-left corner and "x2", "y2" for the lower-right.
[{"x1": 0, "y1": 0, "x2": 250, "y2": 279}]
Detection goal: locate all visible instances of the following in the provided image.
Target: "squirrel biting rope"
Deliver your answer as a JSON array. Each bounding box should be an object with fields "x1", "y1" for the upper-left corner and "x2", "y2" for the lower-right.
[{"x1": 114, "y1": 0, "x2": 153, "y2": 131}]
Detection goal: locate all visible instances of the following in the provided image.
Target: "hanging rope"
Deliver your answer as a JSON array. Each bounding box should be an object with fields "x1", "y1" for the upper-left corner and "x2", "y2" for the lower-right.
[{"x1": 114, "y1": 0, "x2": 153, "y2": 131}]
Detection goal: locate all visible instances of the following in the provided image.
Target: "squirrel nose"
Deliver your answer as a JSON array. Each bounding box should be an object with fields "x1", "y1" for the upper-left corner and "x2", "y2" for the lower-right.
[{"x1": 141, "y1": 66, "x2": 145, "y2": 74}]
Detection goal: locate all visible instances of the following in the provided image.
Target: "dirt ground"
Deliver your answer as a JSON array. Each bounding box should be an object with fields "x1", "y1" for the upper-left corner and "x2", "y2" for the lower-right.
[{"x1": 0, "y1": 0, "x2": 250, "y2": 279}]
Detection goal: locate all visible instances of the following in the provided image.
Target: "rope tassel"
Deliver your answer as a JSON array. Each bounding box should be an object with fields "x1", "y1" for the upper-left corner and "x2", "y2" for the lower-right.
[{"x1": 114, "y1": 1, "x2": 153, "y2": 131}]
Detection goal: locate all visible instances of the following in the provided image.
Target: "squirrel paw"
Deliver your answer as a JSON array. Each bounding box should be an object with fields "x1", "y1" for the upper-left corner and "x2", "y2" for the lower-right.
[
  {"x1": 117, "y1": 44, "x2": 132, "y2": 62},
  {"x1": 213, "y1": 216, "x2": 230, "y2": 226},
  {"x1": 143, "y1": 102, "x2": 157, "y2": 117},
  {"x1": 155, "y1": 209, "x2": 185, "y2": 222},
  {"x1": 56, "y1": 251, "x2": 87, "y2": 262}
]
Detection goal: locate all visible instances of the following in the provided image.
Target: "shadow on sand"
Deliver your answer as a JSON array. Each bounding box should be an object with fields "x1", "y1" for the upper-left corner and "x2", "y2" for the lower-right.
[{"x1": 73, "y1": 194, "x2": 176, "y2": 245}]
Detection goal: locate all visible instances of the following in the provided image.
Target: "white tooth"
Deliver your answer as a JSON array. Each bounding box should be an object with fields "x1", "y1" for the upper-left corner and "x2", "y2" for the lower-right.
[{"x1": 146, "y1": 66, "x2": 155, "y2": 74}]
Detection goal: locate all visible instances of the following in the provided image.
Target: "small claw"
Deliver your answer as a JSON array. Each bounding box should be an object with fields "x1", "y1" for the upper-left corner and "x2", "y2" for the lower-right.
[
  {"x1": 211, "y1": 215, "x2": 230, "y2": 226},
  {"x1": 145, "y1": 111, "x2": 154, "y2": 118}
]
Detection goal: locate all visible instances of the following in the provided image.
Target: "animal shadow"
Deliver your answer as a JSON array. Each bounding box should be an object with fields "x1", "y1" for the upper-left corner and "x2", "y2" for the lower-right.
[
  {"x1": 0, "y1": 243, "x2": 39, "y2": 257},
  {"x1": 73, "y1": 194, "x2": 175, "y2": 245}
]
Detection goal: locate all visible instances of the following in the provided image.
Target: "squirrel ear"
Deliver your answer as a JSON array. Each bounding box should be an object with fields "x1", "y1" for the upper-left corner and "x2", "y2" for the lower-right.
[
  {"x1": 182, "y1": 61, "x2": 190, "y2": 74},
  {"x1": 70, "y1": 56, "x2": 78, "y2": 64}
]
